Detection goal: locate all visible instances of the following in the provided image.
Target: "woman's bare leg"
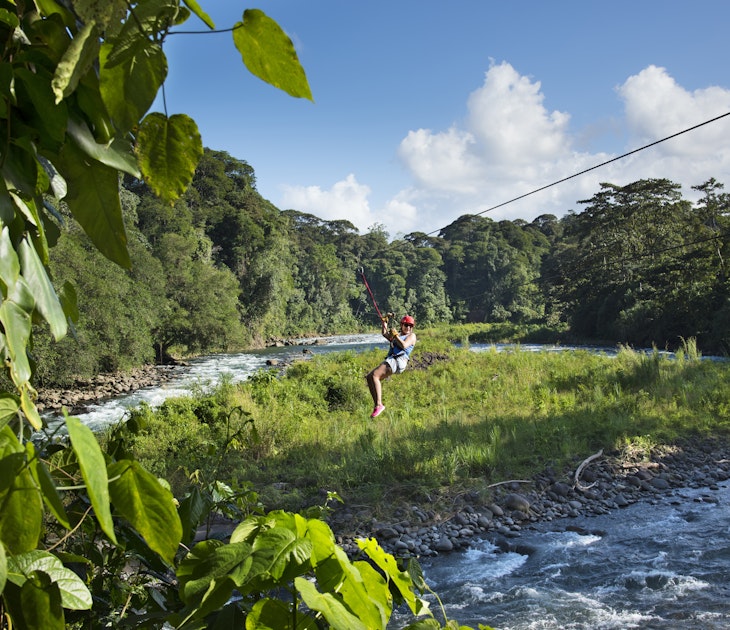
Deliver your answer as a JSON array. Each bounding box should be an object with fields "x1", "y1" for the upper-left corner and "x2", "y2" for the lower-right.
[{"x1": 366, "y1": 363, "x2": 391, "y2": 408}]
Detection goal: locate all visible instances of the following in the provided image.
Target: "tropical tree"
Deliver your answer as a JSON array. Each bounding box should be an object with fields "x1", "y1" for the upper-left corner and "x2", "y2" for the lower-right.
[
  {"x1": 545, "y1": 178, "x2": 729, "y2": 347},
  {"x1": 152, "y1": 230, "x2": 246, "y2": 360}
]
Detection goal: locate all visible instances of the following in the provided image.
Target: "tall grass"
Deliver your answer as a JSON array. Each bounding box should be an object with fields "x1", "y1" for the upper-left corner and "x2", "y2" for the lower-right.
[{"x1": 126, "y1": 337, "x2": 730, "y2": 515}]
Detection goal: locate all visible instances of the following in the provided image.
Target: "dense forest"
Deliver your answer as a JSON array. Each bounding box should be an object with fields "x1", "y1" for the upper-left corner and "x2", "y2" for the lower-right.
[{"x1": 33, "y1": 149, "x2": 730, "y2": 387}]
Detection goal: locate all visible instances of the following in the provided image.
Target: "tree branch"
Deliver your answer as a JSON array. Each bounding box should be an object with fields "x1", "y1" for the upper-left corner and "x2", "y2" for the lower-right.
[{"x1": 574, "y1": 449, "x2": 603, "y2": 491}]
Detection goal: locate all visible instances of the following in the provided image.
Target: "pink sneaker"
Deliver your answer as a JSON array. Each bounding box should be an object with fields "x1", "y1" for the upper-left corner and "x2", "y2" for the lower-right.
[{"x1": 370, "y1": 404, "x2": 385, "y2": 418}]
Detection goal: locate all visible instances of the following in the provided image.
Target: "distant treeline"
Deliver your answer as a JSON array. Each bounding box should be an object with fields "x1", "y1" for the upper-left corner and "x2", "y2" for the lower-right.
[{"x1": 33, "y1": 149, "x2": 730, "y2": 387}]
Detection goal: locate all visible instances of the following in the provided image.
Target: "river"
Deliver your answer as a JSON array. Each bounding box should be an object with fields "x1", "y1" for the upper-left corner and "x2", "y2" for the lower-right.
[
  {"x1": 43, "y1": 336, "x2": 730, "y2": 628},
  {"x1": 405, "y1": 482, "x2": 730, "y2": 629}
]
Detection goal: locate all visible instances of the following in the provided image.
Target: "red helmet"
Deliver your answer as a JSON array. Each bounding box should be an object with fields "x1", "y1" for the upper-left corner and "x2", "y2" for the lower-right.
[{"x1": 401, "y1": 315, "x2": 415, "y2": 326}]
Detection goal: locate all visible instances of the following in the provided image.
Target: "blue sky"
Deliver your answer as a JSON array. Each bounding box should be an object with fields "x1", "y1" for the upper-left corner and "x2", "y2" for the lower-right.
[{"x1": 158, "y1": 1, "x2": 730, "y2": 239}]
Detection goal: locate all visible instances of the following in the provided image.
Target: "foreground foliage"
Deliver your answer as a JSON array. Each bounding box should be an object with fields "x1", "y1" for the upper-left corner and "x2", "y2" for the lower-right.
[
  {"x1": 2, "y1": 1, "x2": 483, "y2": 628},
  {"x1": 3, "y1": 415, "x2": 483, "y2": 628}
]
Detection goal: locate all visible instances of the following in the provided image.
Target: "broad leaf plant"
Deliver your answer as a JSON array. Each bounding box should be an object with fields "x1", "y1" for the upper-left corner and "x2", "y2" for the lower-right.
[{"x1": 0, "y1": 1, "x2": 485, "y2": 628}]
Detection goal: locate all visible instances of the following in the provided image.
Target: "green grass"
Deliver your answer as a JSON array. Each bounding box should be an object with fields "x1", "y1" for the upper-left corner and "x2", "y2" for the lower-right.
[{"x1": 124, "y1": 334, "x2": 730, "y2": 517}]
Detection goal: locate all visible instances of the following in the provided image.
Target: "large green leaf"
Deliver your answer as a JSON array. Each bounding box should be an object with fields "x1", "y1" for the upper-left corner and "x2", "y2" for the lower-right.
[
  {"x1": 185, "y1": 575, "x2": 238, "y2": 625},
  {"x1": 0, "y1": 471, "x2": 41, "y2": 554},
  {"x1": 295, "y1": 576, "x2": 369, "y2": 630},
  {"x1": 251, "y1": 526, "x2": 312, "y2": 582},
  {"x1": 0, "y1": 392, "x2": 19, "y2": 432},
  {"x1": 232, "y1": 9, "x2": 313, "y2": 101},
  {"x1": 0, "y1": 452, "x2": 24, "y2": 494},
  {"x1": 305, "y1": 517, "x2": 337, "y2": 565},
  {"x1": 14, "y1": 66, "x2": 68, "y2": 144},
  {"x1": 0, "y1": 392, "x2": 20, "y2": 429},
  {"x1": 20, "y1": 572, "x2": 65, "y2": 630},
  {"x1": 315, "y1": 546, "x2": 390, "y2": 629},
  {"x1": 0, "y1": 298, "x2": 33, "y2": 386},
  {"x1": 248, "y1": 597, "x2": 319, "y2": 630},
  {"x1": 0, "y1": 426, "x2": 42, "y2": 553},
  {"x1": 358, "y1": 537, "x2": 426, "y2": 616},
  {"x1": 66, "y1": 117, "x2": 140, "y2": 177},
  {"x1": 57, "y1": 138, "x2": 130, "y2": 268},
  {"x1": 1, "y1": 138, "x2": 43, "y2": 199},
  {"x1": 177, "y1": 540, "x2": 253, "y2": 605},
  {"x1": 65, "y1": 415, "x2": 117, "y2": 544},
  {"x1": 229, "y1": 516, "x2": 262, "y2": 544},
  {"x1": 7, "y1": 550, "x2": 93, "y2": 610},
  {"x1": 206, "y1": 602, "x2": 246, "y2": 629},
  {"x1": 136, "y1": 112, "x2": 203, "y2": 204},
  {"x1": 183, "y1": 0, "x2": 215, "y2": 29},
  {"x1": 34, "y1": 0, "x2": 75, "y2": 28},
  {"x1": 8, "y1": 189, "x2": 42, "y2": 234},
  {"x1": 108, "y1": 459, "x2": 182, "y2": 564},
  {"x1": 0, "y1": 8, "x2": 19, "y2": 29},
  {"x1": 18, "y1": 235, "x2": 67, "y2": 340},
  {"x1": 0, "y1": 225, "x2": 20, "y2": 293},
  {"x1": 177, "y1": 485, "x2": 210, "y2": 547},
  {"x1": 21, "y1": 384, "x2": 43, "y2": 432},
  {"x1": 27, "y1": 441, "x2": 70, "y2": 529},
  {"x1": 51, "y1": 19, "x2": 100, "y2": 104},
  {"x1": 99, "y1": 40, "x2": 167, "y2": 136}
]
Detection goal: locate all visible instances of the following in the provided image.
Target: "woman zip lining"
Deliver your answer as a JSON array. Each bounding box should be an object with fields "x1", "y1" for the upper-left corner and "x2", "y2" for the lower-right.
[{"x1": 359, "y1": 268, "x2": 417, "y2": 418}]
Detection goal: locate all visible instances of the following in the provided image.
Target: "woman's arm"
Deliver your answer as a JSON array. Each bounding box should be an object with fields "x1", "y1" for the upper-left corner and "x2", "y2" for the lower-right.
[{"x1": 391, "y1": 332, "x2": 416, "y2": 350}]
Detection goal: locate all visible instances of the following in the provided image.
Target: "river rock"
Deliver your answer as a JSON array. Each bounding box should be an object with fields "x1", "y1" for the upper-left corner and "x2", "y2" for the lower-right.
[
  {"x1": 504, "y1": 493, "x2": 530, "y2": 513},
  {"x1": 36, "y1": 365, "x2": 179, "y2": 413},
  {"x1": 551, "y1": 481, "x2": 572, "y2": 497},
  {"x1": 488, "y1": 503, "x2": 504, "y2": 517},
  {"x1": 651, "y1": 477, "x2": 671, "y2": 490},
  {"x1": 477, "y1": 514, "x2": 492, "y2": 529},
  {"x1": 376, "y1": 527, "x2": 399, "y2": 540}
]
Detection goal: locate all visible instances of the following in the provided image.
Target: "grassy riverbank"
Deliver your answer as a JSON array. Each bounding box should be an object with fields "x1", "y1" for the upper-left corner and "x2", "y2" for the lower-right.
[{"x1": 121, "y1": 332, "x2": 730, "y2": 520}]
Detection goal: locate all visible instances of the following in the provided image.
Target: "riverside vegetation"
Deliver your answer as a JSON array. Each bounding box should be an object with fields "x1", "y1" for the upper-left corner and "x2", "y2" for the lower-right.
[{"x1": 122, "y1": 332, "x2": 730, "y2": 518}]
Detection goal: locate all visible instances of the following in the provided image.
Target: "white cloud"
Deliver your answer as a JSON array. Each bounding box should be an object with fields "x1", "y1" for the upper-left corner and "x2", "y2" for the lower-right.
[
  {"x1": 466, "y1": 61, "x2": 571, "y2": 167},
  {"x1": 392, "y1": 61, "x2": 730, "y2": 235},
  {"x1": 396, "y1": 61, "x2": 613, "y2": 232},
  {"x1": 280, "y1": 174, "x2": 376, "y2": 230},
  {"x1": 398, "y1": 127, "x2": 482, "y2": 193},
  {"x1": 381, "y1": 195, "x2": 419, "y2": 236},
  {"x1": 617, "y1": 65, "x2": 730, "y2": 173}
]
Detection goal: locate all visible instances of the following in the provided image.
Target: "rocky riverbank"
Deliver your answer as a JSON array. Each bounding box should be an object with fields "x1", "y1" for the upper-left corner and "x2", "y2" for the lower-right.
[
  {"x1": 326, "y1": 437, "x2": 730, "y2": 559},
  {"x1": 35, "y1": 364, "x2": 183, "y2": 415}
]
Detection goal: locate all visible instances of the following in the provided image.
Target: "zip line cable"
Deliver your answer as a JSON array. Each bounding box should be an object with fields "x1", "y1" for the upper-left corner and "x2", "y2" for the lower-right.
[
  {"x1": 425, "y1": 110, "x2": 730, "y2": 237},
  {"x1": 358, "y1": 267, "x2": 386, "y2": 322}
]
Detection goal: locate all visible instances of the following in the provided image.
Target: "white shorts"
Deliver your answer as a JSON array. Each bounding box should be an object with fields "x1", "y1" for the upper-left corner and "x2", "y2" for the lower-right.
[{"x1": 384, "y1": 355, "x2": 409, "y2": 374}]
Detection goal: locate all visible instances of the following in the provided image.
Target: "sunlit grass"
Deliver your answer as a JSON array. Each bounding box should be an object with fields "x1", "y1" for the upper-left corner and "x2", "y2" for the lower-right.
[{"x1": 127, "y1": 335, "x2": 730, "y2": 515}]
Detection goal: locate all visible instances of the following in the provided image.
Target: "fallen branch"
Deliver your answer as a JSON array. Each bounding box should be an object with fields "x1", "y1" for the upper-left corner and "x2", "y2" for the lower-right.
[
  {"x1": 574, "y1": 449, "x2": 603, "y2": 491},
  {"x1": 486, "y1": 480, "x2": 531, "y2": 489}
]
